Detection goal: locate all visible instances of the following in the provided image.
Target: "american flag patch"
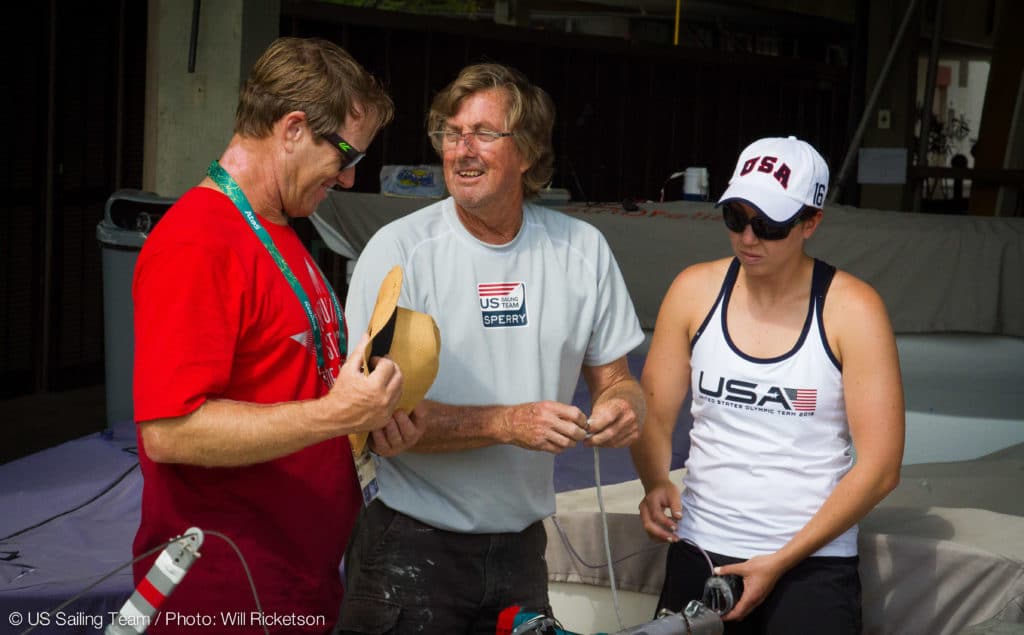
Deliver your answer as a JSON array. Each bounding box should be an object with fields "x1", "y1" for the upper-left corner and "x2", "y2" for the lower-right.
[
  {"x1": 785, "y1": 388, "x2": 818, "y2": 412},
  {"x1": 478, "y1": 283, "x2": 522, "y2": 297}
]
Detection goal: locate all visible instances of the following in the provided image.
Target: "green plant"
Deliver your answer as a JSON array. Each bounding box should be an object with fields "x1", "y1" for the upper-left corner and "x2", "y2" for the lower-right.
[{"x1": 915, "y1": 104, "x2": 973, "y2": 161}]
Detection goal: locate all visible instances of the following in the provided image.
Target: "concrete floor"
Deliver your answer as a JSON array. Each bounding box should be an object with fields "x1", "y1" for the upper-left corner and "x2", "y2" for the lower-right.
[{"x1": 0, "y1": 384, "x2": 107, "y2": 465}]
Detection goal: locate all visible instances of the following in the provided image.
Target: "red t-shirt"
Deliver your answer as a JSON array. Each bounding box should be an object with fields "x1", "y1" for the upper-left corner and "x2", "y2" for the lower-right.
[{"x1": 131, "y1": 187, "x2": 357, "y2": 633}]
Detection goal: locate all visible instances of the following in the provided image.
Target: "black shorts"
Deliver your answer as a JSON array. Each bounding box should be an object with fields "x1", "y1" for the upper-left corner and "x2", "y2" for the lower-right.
[
  {"x1": 335, "y1": 500, "x2": 550, "y2": 635},
  {"x1": 657, "y1": 541, "x2": 862, "y2": 635}
]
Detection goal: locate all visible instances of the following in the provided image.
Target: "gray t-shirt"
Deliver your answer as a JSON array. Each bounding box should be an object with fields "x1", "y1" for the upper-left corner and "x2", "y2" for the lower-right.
[{"x1": 345, "y1": 197, "x2": 643, "y2": 532}]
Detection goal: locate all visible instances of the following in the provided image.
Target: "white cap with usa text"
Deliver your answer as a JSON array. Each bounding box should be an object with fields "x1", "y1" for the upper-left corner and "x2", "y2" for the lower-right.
[{"x1": 717, "y1": 136, "x2": 830, "y2": 223}]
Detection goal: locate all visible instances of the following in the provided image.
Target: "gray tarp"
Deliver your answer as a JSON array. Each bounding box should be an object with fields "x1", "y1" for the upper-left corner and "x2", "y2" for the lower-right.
[
  {"x1": 313, "y1": 192, "x2": 1024, "y2": 337},
  {"x1": 548, "y1": 442, "x2": 1024, "y2": 635}
]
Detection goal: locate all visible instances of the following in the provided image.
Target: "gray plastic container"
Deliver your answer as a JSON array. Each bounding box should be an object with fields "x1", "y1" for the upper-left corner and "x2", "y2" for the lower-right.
[{"x1": 96, "y1": 190, "x2": 175, "y2": 428}]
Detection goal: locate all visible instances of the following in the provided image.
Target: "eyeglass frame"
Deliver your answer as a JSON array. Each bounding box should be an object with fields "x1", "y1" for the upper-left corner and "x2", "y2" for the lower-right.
[
  {"x1": 721, "y1": 202, "x2": 817, "y2": 241},
  {"x1": 429, "y1": 128, "x2": 515, "y2": 148},
  {"x1": 322, "y1": 132, "x2": 366, "y2": 170}
]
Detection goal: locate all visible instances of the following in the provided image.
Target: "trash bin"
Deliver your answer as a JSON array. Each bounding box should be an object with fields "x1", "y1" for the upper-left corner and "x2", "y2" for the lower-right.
[{"x1": 96, "y1": 190, "x2": 175, "y2": 429}]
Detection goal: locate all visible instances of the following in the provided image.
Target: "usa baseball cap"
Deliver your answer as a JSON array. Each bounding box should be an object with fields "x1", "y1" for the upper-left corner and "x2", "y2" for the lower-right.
[{"x1": 717, "y1": 136, "x2": 830, "y2": 223}]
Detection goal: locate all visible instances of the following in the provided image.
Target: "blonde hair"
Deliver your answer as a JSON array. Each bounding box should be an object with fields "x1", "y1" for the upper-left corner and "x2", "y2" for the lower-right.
[
  {"x1": 428, "y1": 63, "x2": 555, "y2": 198},
  {"x1": 235, "y1": 37, "x2": 393, "y2": 139}
]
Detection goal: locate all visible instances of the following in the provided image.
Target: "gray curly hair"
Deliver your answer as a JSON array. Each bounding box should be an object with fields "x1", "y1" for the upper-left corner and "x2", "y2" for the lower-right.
[{"x1": 428, "y1": 63, "x2": 555, "y2": 199}]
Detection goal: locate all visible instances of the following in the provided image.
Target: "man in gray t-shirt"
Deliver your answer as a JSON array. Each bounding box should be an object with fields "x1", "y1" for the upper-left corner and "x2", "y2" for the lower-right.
[{"x1": 336, "y1": 63, "x2": 646, "y2": 635}]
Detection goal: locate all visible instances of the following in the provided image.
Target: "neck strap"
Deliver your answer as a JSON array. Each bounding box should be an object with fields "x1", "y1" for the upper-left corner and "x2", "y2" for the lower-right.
[{"x1": 207, "y1": 160, "x2": 346, "y2": 379}]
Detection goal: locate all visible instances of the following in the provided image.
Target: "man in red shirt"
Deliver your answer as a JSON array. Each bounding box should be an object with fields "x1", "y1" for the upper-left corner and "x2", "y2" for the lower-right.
[{"x1": 131, "y1": 37, "x2": 421, "y2": 633}]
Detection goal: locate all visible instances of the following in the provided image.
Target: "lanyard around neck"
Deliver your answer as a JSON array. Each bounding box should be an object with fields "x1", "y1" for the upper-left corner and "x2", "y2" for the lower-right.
[{"x1": 207, "y1": 160, "x2": 346, "y2": 376}]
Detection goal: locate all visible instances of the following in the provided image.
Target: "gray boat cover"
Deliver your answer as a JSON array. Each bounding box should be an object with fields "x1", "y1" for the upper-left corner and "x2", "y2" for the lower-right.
[
  {"x1": 548, "y1": 443, "x2": 1024, "y2": 635},
  {"x1": 312, "y1": 192, "x2": 1024, "y2": 337}
]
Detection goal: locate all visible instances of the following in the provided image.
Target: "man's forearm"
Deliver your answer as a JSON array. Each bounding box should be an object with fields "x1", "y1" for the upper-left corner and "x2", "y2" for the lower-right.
[
  {"x1": 410, "y1": 400, "x2": 513, "y2": 453},
  {"x1": 140, "y1": 398, "x2": 333, "y2": 467}
]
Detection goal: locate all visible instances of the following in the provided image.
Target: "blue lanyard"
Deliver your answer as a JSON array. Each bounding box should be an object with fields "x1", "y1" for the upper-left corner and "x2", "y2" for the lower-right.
[{"x1": 207, "y1": 160, "x2": 346, "y2": 377}]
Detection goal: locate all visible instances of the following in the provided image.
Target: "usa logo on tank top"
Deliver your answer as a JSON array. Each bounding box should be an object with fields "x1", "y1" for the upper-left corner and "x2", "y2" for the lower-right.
[
  {"x1": 696, "y1": 371, "x2": 818, "y2": 416},
  {"x1": 478, "y1": 282, "x2": 528, "y2": 328}
]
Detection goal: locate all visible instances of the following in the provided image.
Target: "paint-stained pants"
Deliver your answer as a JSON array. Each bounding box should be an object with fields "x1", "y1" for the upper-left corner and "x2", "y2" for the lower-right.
[{"x1": 335, "y1": 500, "x2": 551, "y2": 634}]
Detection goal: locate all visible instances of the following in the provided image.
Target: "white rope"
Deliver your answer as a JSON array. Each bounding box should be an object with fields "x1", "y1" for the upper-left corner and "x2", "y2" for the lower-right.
[{"x1": 593, "y1": 443, "x2": 625, "y2": 631}]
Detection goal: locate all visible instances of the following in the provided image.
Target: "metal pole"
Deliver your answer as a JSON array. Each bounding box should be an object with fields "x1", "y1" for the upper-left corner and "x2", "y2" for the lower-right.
[
  {"x1": 188, "y1": 0, "x2": 201, "y2": 73},
  {"x1": 912, "y1": 0, "x2": 946, "y2": 213},
  {"x1": 674, "y1": 0, "x2": 681, "y2": 46},
  {"x1": 830, "y1": 0, "x2": 921, "y2": 204}
]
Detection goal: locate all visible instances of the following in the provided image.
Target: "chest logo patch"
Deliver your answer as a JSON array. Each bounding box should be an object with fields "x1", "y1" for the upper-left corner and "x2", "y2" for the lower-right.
[
  {"x1": 478, "y1": 282, "x2": 528, "y2": 328},
  {"x1": 696, "y1": 371, "x2": 818, "y2": 416}
]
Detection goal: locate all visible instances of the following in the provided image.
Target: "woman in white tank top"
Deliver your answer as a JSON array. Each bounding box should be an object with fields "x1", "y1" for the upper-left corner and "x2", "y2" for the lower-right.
[{"x1": 630, "y1": 137, "x2": 905, "y2": 634}]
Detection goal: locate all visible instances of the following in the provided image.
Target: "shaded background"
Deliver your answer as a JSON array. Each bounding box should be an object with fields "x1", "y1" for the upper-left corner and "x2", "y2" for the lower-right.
[{"x1": 1, "y1": 0, "x2": 1020, "y2": 463}]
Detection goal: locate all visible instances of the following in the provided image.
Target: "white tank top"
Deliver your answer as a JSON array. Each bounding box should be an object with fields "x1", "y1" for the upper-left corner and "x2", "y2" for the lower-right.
[{"x1": 677, "y1": 258, "x2": 857, "y2": 558}]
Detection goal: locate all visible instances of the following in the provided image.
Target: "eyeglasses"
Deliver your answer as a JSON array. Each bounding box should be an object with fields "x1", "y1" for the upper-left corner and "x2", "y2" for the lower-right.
[
  {"x1": 322, "y1": 132, "x2": 365, "y2": 170},
  {"x1": 429, "y1": 129, "x2": 514, "y2": 148},
  {"x1": 722, "y1": 203, "x2": 810, "y2": 241}
]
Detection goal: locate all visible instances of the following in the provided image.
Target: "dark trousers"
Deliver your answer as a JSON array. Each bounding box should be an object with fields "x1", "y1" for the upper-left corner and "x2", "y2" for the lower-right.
[
  {"x1": 657, "y1": 541, "x2": 862, "y2": 635},
  {"x1": 335, "y1": 500, "x2": 551, "y2": 635}
]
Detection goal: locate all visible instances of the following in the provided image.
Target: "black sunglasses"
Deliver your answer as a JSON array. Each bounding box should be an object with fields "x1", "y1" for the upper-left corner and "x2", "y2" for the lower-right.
[
  {"x1": 323, "y1": 132, "x2": 365, "y2": 170},
  {"x1": 722, "y1": 203, "x2": 811, "y2": 241}
]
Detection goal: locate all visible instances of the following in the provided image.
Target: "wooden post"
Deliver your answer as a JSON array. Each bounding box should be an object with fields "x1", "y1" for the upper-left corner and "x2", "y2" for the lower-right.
[{"x1": 968, "y1": 1, "x2": 1024, "y2": 216}]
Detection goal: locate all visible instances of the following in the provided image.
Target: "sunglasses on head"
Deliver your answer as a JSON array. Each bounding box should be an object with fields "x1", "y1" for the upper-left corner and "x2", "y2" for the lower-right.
[
  {"x1": 721, "y1": 202, "x2": 814, "y2": 241},
  {"x1": 323, "y1": 132, "x2": 365, "y2": 170}
]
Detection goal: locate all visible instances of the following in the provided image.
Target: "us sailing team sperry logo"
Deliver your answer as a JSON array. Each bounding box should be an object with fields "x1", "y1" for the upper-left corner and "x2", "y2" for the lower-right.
[
  {"x1": 478, "y1": 282, "x2": 528, "y2": 328},
  {"x1": 697, "y1": 371, "x2": 818, "y2": 416}
]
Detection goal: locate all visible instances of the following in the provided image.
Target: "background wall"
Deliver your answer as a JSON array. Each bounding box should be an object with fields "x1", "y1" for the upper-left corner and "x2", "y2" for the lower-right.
[
  {"x1": 1, "y1": 0, "x2": 1019, "y2": 462},
  {"x1": 282, "y1": 3, "x2": 852, "y2": 206},
  {"x1": 144, "y1": 0, "x2": 281, "y2": 197},
  {"x1": 0, "y1": 2, "x2": 148, "y2": 399}
]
